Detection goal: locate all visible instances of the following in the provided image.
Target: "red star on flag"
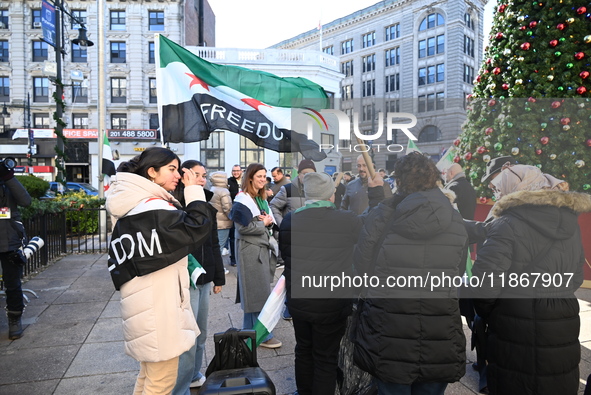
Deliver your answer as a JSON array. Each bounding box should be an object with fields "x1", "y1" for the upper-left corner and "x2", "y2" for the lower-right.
[
  {"x1": 186, "y1": 73, "x2": 209, "y2": 91},
  {"x1": 242, "y1": 98, "x2": 272, "y2": 111}
]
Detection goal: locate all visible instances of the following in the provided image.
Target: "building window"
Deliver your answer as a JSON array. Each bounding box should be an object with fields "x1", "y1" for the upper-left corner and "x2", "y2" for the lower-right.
[
  {"x1": 72, "y1": 113, "x2": 89, "y2": 129},
  {"x1": 342, "y1": 85, "x2": 353, "y2": 100},
  {"x1": 436, "y1": 92, "x2": 445, "y2": 110},
  {"x1": 427, "y1": 94, "x2": 435, "y2": 111},
  {"x1": 0, "y1": 10, "x2": 8, "y2": 29},
  {"x1": 418, "y1": 68, "x2": 426, "y2": 86},
  {"x1": 110, "y1": 42, "x2": 126, "y2": 63},
  {"x1": 149, "y1": 42, "x2": 155, "y2": 64},
  {"x1": 341, "y1": 60, "x2": 354, "y2": 77},
  {"x1": 385, "y1": 24, "x2": 400, "y2": 41},
  {"x1": 72, "y1": 81, "x2": 88, "y2": 103},
  {"x1": 362, "y1": 79, "x2": 375, "y2": 97},
  {"x1": 33, "y1": 113, "x2": 50, "y2": 128},
  {"x1": 464, "y1": 64, "x2": 474, "y2": 84},
  {"x1": 33, "y1": 77, "x2": 49, "y2": 102},
  {"x1": 341, "y1": 39, "x2": 353, "y2": 55},
  {"x1": 437, "y1": 63, "x2": 445, "y2": 82},
  {"x1": 0, "y1": 41, "x2": 7, "y2": 62},
  {"x1": 387, "y1": 99, "x2": 400, "y2": 113},
  {"x1": 321, "y1": 133, "x2": 334, "y2": 146},
  {"x1": 71, "y1": 10, "x2": 87, "y2": 29},
  {"x1": 385, "y1": 73, "x2": 400, "y2": 92},
  {"x1": 149, "y1": 113, "x2": 159, "y2": 129},
  {"x1": 323, "y1": 45, "x2": 334, "y2": 55},
  {"x1": 111, "y1": 113, "x2": 127, "y2": 129},
  {"x1": 465, "y1": 13, "x2": 474, "y2": 30},
  {"x1": 149, "y1": 11, "x2": 164, "y2": 31},
  {"x1": 200, "y1": 130, "x2": 224, "y2": 171},
  {"x1": 0, "y1": 77, "x2": 8, "y2": 101},
  {"x1": 111, "y1": 78, "x2": 127, "y2": 103},
  {"x1": 240, "y1": 136, "x2": 264, "y2": 169},
  {"x1": 427, "y1": 66, "x2": 436, "y2": 84},
  {"x1": 437, "y1": 35, "x2": 445, "y2": 54},
  {"x1": 110, "y1": 10, "x2": 126, "y2": 31},
  {"x1": 419, "y1": 13, "x2": 445, "y2": 31},
  {"x1": 32, "y1": 9, "x2": 42, "y2": 28},
  {"x1": 385, "y1": 47, "x2": 399, "y2": 66},
  {"x1": 32, "y1": 41, "x2": 48, "y2": 62},
  {"x1": 464, "y1": 35, "x2": 474, "y2": 57},
  {"x1": 149, "y1": 78, "x2": 157, "y2": 103},
  {"x1": 71, "y1": 43, "x2": 87, "y2": 62},
  {"x1": 362, "y1": 54, "x2": 375, "y2": 73},
  {"x1": 362, "y1": 32, "x2": 375, "y2": 48},
  {"x1": 418, "y1": 125, "x2": 442, "y2": 142},
  {"x1": 418, "y1": 40, "x2": 426, "y2": 58}
]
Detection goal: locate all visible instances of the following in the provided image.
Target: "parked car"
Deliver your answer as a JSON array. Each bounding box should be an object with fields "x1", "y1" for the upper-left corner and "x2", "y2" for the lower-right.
[
  {"x1": 48, "y1": 182, "x2": 99, "y2": 196},
  {"x1": 48, "y1": 182, "x2": 70, "y2": 195}
]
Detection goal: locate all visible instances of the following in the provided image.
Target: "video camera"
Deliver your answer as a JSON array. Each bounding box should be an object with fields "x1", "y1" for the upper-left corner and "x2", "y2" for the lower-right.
[
  {"x1": 10, "y1": 237, "x2": 45, "y2": 265},
  {"x1": 0, "y1": 157, "x2": 16, "y2": 171}
]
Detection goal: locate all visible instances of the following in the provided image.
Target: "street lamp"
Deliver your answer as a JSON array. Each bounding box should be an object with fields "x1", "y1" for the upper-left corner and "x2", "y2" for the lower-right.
[
  {"x1": 1, "y1": 94, "x2": 33, "y2": 166},
  {"x1": 46, "y1": 0, "x2": 94, "y2": 183}
]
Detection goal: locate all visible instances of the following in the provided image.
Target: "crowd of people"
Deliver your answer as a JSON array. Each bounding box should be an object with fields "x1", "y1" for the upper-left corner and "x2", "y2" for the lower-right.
[{"x1": 4, "y1": 145, "x2": 587, "y2": 395}]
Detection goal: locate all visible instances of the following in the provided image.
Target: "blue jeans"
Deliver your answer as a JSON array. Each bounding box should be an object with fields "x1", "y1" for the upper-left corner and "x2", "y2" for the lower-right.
[
  {"x1": 0, "y1": 252, "x2": 24, "y2": 313},
  {"x1": 217, "y1": 229, "x2": 230, "y2": 254},
  {"x1": 172, "y1": 282, "x2": 212, "y2": 395},
  {"x1": 376, "y1": 380, "x2": 447, "y2": 395},
  {"x1": 243, "y1": 311, "x2": 273, "y2": 343}
]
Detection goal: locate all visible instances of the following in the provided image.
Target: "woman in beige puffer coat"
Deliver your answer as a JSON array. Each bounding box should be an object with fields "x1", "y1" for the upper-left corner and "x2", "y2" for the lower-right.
[{"x1": 209, "y1": 171, "x2": 232, "y2": 254}]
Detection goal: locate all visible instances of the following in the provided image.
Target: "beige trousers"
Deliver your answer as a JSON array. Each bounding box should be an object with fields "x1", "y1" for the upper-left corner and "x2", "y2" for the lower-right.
[{"x1": 133, "y1": 357, "x2": 180, "y2": 395}]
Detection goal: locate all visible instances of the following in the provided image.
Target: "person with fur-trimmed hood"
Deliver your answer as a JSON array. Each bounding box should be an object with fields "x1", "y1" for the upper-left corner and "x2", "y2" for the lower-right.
[{"x1": 471, "y1": 164, "x2": 591, "y2": 395}]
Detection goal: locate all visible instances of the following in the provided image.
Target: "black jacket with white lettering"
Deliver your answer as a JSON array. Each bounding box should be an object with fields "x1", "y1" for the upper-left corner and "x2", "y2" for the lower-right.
[{"x1": 108, "y1": 198, "x2": 212, "y2": 290}]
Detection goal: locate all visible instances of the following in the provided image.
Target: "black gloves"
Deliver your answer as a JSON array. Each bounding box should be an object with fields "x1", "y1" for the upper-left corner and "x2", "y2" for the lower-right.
[{"x1": 0, "y1": 162, "x2": 14, "y2": 181}]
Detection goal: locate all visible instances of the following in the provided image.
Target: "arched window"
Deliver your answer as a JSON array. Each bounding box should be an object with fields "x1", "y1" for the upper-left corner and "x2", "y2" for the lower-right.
[
  {"x1": 464, "y1": 13, "x2": 474, "y2": 30},
  {"x1": 419, "y1": 13, "x2": 445, "y2": 31},
  {"x1": 418, "y1": 125, "x2": 442, "y2": 142}
]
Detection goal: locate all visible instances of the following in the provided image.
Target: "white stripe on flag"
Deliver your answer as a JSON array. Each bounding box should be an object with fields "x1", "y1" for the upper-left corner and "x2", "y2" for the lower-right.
[{"x1": 253, "y1": 275, "x2": 286, "y2": 347}]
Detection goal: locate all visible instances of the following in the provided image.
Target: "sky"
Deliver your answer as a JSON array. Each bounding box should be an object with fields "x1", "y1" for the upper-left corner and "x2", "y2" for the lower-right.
[{"x1": 209, "y1": 0, "x2": 497, "y2": 50}]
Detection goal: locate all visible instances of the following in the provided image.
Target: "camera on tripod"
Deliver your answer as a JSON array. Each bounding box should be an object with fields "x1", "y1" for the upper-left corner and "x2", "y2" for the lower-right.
[
  {"x1": 10, "y1": 237, "x2": 45, "y2": 265},
  {"x1": 0, "y1": 157, "x2": 16, "y2": 171}
]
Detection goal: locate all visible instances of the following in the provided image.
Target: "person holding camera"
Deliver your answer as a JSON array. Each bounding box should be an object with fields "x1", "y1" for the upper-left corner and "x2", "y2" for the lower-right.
[{"x1": 0, "y1": 159, "x2": 32, "y2": 340}]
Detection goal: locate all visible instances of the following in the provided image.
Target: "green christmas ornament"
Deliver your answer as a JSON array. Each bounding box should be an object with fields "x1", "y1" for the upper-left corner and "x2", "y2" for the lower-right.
[
  {"x1": 566, "y1": 63, "x2": 574, "y2": 68},
  {"x1": 536, "y1": 164, "x2": 542, "y2": 169},
  {"x1": 541, "y1": 122, "x2": 548, "y2": 128},
  {"x1": 583, "y1": 184, "x2": 591, "y2": 190},
  {"x1": 559, "y1": 37, "x2": 566, "y2": 42},
  {"x1": 470, "y1": 171, "x2": 479, "y2": 180},
  {"x1": 554, "y1": 51, "x2": 562, "y2": 57},
  {"x1": 494, "y1": 142, "x2": 503, "y2": 151},
  {"x1": 558, "y1": 86, "x2": 564, "y2": 91}
]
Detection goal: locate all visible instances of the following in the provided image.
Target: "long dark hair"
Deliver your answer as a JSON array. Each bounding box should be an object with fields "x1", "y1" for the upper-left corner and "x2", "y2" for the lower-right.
[
  {"x1": 116, "y1": 147, "x2": 180, "y2": 180},
  {"x1": 241, "y1": 163, "x2": 267, "y2": 200},
  {"x1": 173, "y1": 160, "x2": 206, "y2": 206},
  {"x1": 394, "y1": 152, "x2": 441, "y2": 195}
]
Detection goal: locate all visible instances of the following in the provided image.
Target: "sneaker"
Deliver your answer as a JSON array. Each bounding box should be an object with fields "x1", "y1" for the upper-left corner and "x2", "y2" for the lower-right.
[
  {"x1": 259, "y1": 338, "x2": 282, "y2": 349},
  {"x1": 224, "y1": 267, "x2": 229, "y2": 274},
  {"x1": 189, "y1": 376, "x2": 206, "y2": 388},
  {"x1": 230, "y1": 261, "x2": 237, "y2": 267},
  {"x1": 282, "y1": 308, "x2": 292, "y2": 321},
  {"x1": 222, "y1": 248, "x2": 230, "y2": 256},
  {"x1": 276, "y1": 262, "x2": 284, "y2": 269}
]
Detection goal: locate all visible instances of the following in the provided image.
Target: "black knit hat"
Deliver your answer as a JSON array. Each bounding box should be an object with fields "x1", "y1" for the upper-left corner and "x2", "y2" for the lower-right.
[{"x1": 481, "y1": 156, "x2": 517, "y2": 184}]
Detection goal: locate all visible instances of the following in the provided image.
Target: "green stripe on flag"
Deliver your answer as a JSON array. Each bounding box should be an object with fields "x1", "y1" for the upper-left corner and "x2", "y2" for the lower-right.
[{"x1": 158, "y1": 35, "x2": 329, "y2": 109}]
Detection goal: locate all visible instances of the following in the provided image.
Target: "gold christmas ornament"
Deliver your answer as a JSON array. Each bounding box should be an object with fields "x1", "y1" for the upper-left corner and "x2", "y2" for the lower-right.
[{"x1": 575, "y1": 160, "x2": 585, "y2": 168}]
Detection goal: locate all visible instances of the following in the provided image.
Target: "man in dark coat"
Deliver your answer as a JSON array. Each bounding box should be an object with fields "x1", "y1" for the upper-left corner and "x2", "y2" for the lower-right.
[
  {"x1": 444, "y1": 163, "x2": 477, "y2": 220},
  {"x1": 227, "y1": 164, "x2": 243, "y2": 265}
]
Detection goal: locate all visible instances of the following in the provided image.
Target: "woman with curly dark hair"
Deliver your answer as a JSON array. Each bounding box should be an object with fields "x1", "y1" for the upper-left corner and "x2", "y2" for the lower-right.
[{"x1": 353, "y1": 152, "x2": 468, "y2": 395}]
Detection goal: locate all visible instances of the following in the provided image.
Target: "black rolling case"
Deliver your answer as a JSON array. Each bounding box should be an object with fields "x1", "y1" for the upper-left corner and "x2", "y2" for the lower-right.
[{"x1": 200, "y1": 329, "x2": 276, "y2": 395}]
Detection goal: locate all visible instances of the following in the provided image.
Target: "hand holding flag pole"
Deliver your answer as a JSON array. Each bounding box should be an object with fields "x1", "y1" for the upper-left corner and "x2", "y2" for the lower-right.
[{"x1": 354, "y1": 135, "x2": 376, "y2": 179}]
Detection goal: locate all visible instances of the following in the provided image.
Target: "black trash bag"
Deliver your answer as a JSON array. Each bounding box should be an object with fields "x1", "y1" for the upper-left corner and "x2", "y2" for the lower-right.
[
  {"x1": 336, "y1": 308, "x2": 377, "y2": 395},
  {"x1": 205, "y1": 328, "x2": 259, "y2": 377}
]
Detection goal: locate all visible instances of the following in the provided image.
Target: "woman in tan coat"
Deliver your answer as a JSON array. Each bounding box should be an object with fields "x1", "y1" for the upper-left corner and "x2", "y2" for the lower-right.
[
  {"x1": 106, "y1": 147, "x2": 212, "y2": 394},
  {"x1": 209, "y1": 171, "x2": 233, "y2": 255}
]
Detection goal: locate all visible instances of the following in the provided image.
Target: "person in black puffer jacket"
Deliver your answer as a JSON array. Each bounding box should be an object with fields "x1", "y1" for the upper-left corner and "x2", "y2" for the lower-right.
[
  {"x1": 354, "y1": 152, "x2": 468, "y2": 395},
  {"x1": 470, "y1": 164, "x2": 591, "y2": 395}
]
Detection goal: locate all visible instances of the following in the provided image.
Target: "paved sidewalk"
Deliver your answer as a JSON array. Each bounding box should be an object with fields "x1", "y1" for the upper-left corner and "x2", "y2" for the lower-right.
[{"x1": 0, "y1": 253, "x2": 589, "y2": 394}]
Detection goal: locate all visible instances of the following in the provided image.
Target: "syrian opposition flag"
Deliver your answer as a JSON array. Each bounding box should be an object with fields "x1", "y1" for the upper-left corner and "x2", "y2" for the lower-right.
[
  {"x1": 250, "y1": 275, "x2": 286, "y2": 348},
  {"x1": 156, "y1": 35, "x2": 328, "y2": 161},
  {"x1": 406, "y1": 138, "x2": 421, "y2": 154},
  {"x1": 187, "y1": 254, "x2": 206, "y2": 289},
  {"x1": 436, "y1": 145, "x2": 458, "y2": 172},
  {"x1": 102, "y1": 134, "x2": 116, "y2": 177}
]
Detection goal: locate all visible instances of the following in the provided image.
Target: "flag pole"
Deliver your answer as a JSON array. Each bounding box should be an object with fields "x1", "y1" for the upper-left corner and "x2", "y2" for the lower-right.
[
  {"x1": 334, "y1": 171, "x2": 343, "y2": 187},
  {"x1": 354, "y1": 135, "x2": 376, "y2": 179},
  {"x1": 97, "y1": 0, "x2": 106, "y2": 198}
]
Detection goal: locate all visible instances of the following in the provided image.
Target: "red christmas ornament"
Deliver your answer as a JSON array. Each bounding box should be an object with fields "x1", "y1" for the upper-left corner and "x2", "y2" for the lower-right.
[
  {"x1": 577, "y1": 86, "x2": 588, "y2": 95},
  {"x1": 580, "y1": 71, "x2": 590, "y2": 79},
  {"x1": 466, "y1": 93, "x2": 473, "y2": 101},
  {"x1": 486, "y1": 58, "x2": 493, "y2": 64},
  {"x1": 549, "y1": 39, "x2": 559, "y2": 47},
  {"x1": 586, "y1": 138, "x2": 591, "y2": 147},
  {"x1": 551, "y1": 101, "x2": 562, "y2": 108},
  {"x1": 498, "y1": 4, "x2": 507, "y2": 12},
  {"x1": 536, "y1": 149, "x2": 543, "y2": 155},
  {"x1": 488, "y1": 99, "x2": 497, "y2": 106},
  {"x1": 556, "y1": 23, "x2": 566, "y2": 30},
  {"x1": 477, "y1": 146, "x2": 486, "y2": 154},
  {"x1": 493, "y1": 67, "x2": 502, "y2": 75},
  {"x1": 453, "y1": 138, "x2": 461, "y2": 146},
  {"x1": 502, "y1": 83, "x2": 510, "y2": 90},
  {"x1": 520, "y1": 42, "x2": 531, "y2": 50},
  {"x1": 476, "y1": 75, "x2": 482, "y2": 82},
  {"x1": 519, "y1": 26, "x2": 527, "y2": 31},
  {"x1": 494, "y1": 32, "x2": 504, "y2": 40},
  {"x1": 453, "y1": 155, "x2": 461, "y2": 163},
  {"x1": 464, "y1": 152, "x2": 473, "y2": 161},
  {"x1": 560, "y1": 117, "x2": 571, "y2": 125},
  {"x1": 485, "y1": 127, "x2": 494, "y2": 135},
  {"x1": 479, "y1": 197, "x2": 488, "y2": 204},
  {"x1": 529, "y1": 21, "x2": 538, "y2": 28},
  {"x1": 540, "y1": 136, "x2": 549, "y2": 145},
  {"x1": 576, "y1": 6, "x2": 587, "y2": 14},
  {"x1": 528, "y1": 97, "x2": 537, "y2": 103},
  {"x1": 575, "y1": 52, "x2": 585, "y2": 60}
]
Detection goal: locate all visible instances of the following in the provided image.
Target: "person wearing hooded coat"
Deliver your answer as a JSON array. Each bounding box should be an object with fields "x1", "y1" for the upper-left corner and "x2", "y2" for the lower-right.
[
  {"x1": 470, "y1": 164, "x2": 591, "y2": 395},
  {"x1": 353, "y1": 152, "x2": 467, "y2": 395}
]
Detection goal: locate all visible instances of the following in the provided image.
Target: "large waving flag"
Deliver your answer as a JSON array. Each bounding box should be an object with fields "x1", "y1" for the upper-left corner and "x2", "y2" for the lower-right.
[
  {"x1": 436, "y1": 145, "x2": 458, "y2": 172},
  {"x1": 102, "y1": 134, "x2": 116, "y2": 177},
  {"x1": 250, "y1": 275, "x2": 286, "y2": 348},
  {"x1": 156, "y1": 35, "x2": 328, "y2": 161}
]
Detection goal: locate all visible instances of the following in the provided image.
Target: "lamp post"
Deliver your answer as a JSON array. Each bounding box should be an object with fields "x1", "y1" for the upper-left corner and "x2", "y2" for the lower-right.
[
  {"x1": 48, "y1": 0, "x2": 94, "y2": 183},
  {"x1": 1, "y1": 94, "x2": 33, "y2": 167}
]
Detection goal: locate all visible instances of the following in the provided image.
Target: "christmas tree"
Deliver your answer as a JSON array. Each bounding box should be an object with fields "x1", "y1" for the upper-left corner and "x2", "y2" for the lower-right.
[{"x1": 456, "y1": 0, "x2": 591, "y2": 201}]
